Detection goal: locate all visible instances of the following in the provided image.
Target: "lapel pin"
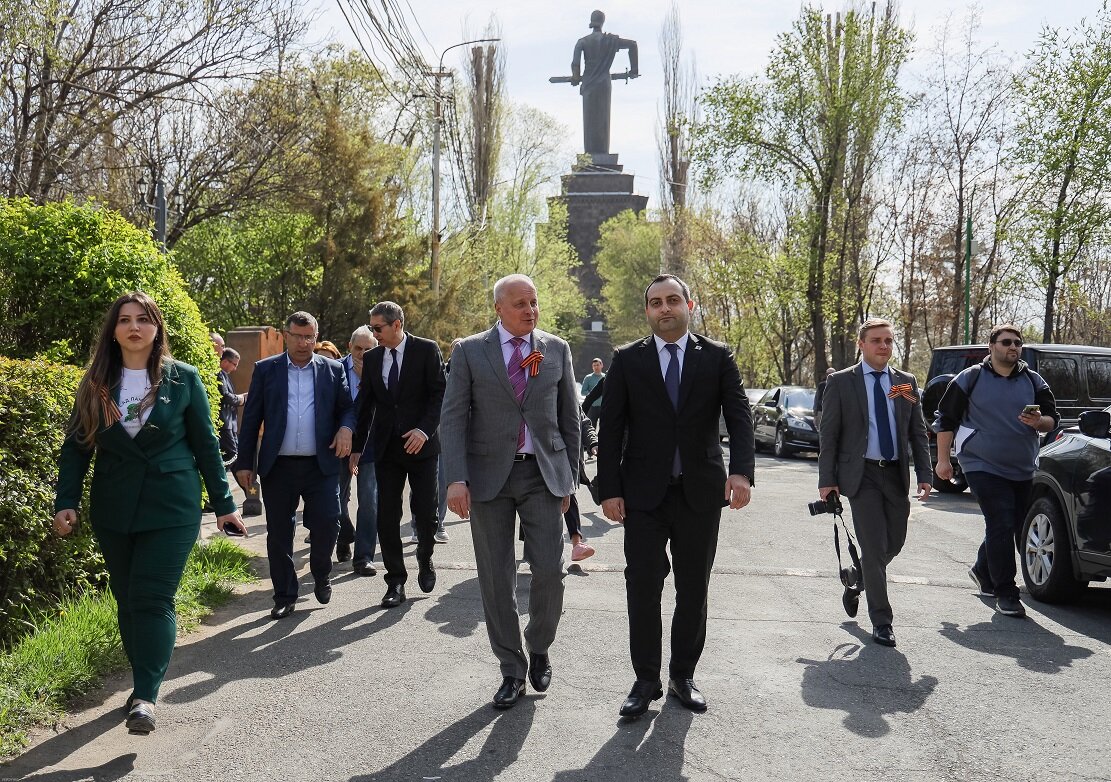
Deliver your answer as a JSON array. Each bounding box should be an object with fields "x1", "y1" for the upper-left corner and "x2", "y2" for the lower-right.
[{"x1": 520, "y1": 350, "x2": 544, "y2": 377}]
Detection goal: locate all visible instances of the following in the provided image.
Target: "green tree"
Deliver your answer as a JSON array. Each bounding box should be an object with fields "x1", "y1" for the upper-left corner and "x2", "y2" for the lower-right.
[
  {"x1": 594, "y1": 210, "x2": 662, "y2": 345},
  {"x1": 0, "y1": 198, "x2": 217, "y2": 380},
  {"x1": 696, "y1": 3, "x2": 910, "y2": 378},
  {"x1": 1010, "y1": 2, "x2": 1111, "y2": 343}
]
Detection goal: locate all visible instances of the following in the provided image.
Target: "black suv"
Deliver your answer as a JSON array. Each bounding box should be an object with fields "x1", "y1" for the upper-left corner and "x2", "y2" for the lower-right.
[
  {"x1": 1021, "y1": 408, "x2": 1111, "y2": 603},
  {"x1": 921, "y1": 343, "x2": 1111, "y2": 492}
]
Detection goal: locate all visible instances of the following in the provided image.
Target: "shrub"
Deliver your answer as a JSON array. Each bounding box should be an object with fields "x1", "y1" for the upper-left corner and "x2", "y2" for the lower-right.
[
  {"x1": 0, "y1": 358, "x2": 105, "y2": 647},
  {"x1": 0, "y1": 197, "x2": 218, "y2": 383}
]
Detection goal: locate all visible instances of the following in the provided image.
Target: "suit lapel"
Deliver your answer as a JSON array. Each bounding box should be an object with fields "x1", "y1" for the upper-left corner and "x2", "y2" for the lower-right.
[
  {"x1": 853, "y1": 363, "x2": 869, "y2": 429},
  {"x1": 397, "y1": 333, "x2": 415, "y2": 393},
  {"x1": 483, "y1": 325, "x2": 518, "y2": 402},
  {"x1": 676, "y1": 334, "x2": 703, "y2": 411},
  {"x1": 639, "y1": 336, "x2": 673, "y2": 411},
  {"x1": 366, "y1": 346, "x2": 387, "y2": 398},
  {"x1": 134, "y1": 363, "x2": 175, "y2": 443}
]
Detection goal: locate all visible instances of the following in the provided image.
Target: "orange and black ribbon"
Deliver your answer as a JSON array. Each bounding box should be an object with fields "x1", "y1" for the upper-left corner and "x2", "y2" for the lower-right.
[
  {"x1": 888, "y1": 383, "x2": 918, "y2": 403},
  {"x1": 520, "y1": 350, "x2": 543, "y2": 378}
]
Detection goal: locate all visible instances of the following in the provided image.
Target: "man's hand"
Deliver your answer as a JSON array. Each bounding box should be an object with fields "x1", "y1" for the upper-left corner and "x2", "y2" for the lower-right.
[
  {"x1": 402, "y1": 429, "x2": 428, "y2": 455},
  {"x1": 589, "y1": 446, "x2": 598, "y2": 457},
  {"x1": 725, "y1": 475, "x2": 751, "y2": 510},
  {"x1": 601, "y1": 497, "x2": 626, "y2": 523},
  {"x1": 935, "y1": 458, "x2": 953, "y2": 481},
  {"x1": 53, "y1": 509, "x2": 77, "y2": 537},
  {"x1": 349, "y1": 452, "x2": 361, "y2": 475},
  {"x1": 234, "y1": 470, "x2": 255, "y2": 492},
  {"x1": 916, "y1": 482, "x2": 933, "y2": 501},
  {"x1": 217, "y1": 512, "x2": 249, "y2": 536},
  {"x1": 447, "y1": 482, "x2": 470, "y2": 519},
  {"x1": 561, "y1": 495, "x2": 571, "y2": 514},
  {"x1": 818, "y1": 485, "x2": 840, "y2": 501},
  {"x1": 331, "y1": 427, "x2": 352, "y2": 458}
]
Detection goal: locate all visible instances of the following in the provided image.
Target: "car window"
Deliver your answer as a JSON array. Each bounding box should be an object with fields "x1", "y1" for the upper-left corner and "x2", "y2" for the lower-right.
[
  {"x1": 1088, "y1": 359, "x2": 1111, "y2": 401},
  {"x1": 758, "y1": 389, "x2": 776, "y2": 406},
  {"x1": 930, "y1": 348, "x2": 987, "y2": 379},
  {"x1": 1038, "y1": 356, "x2": 1079, "y2": 401},
  {"x1": 786, "y1": 390, "x2": 816, "y2": 412}
]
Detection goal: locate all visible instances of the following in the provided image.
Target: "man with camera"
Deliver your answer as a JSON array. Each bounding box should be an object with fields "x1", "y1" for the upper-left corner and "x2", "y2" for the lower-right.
[
  {"x1": 817, "y1": 318, "x2": 932, "y2": 647},
  {"x1": 934, "y1": 324, "x2": 1058, "y2": 618}
]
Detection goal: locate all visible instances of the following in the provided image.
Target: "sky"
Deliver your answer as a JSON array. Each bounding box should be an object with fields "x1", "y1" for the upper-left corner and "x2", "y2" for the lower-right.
[{"x1": 308, "y1": 1, "x2": 1096, "y2": 209}]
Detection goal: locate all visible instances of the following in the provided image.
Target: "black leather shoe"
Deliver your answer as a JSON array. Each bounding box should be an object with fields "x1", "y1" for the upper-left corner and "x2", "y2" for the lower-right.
[
  {"x1": 842, "y1": 585, "x2": 862, "y2": 618},
  {"x1": 493, "y1": 677, "x2": 526, "y2": 709},
  {"x1": 125, "y1": 702, "x2": 156, "y2": 734},
  {"x1": 619, "y1": 679, "x2": 663, "y2": 718},
  {"x1": 872, "y1": 624, "x2": 897, "y2": 647},
  {"x1": 668, "y1": 678, "x2": 708, "y2": 712},
  {"x1": 336, "y1": 542, "x2": 352, "y2": 562},
  {"x1": 122, "y1": 692, "x2": 135, "y2": 715},
  {"x1": 417, "y1": 560, "x2": 436, "y2": 593},
  {"x1": 270, "y1": 602, "x2": 295, "y2": 619},
  {"x1": 528, "y1": 652, "x2": 552, "y2": 692},
  {"x1": 353, "y1": 561, "x2": 377, "y2": 577},
  {"x1": 314, "y1": 579, "x2": 332, "y2": 605},
  {"x1": 381, "y1": 584, "x2": 406, "y2": 608}
]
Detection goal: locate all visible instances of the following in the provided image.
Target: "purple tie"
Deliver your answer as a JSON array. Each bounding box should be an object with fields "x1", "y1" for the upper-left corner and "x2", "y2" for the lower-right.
[{"x1": 508, "y1": 337, "x2": 527, "y2": 451}]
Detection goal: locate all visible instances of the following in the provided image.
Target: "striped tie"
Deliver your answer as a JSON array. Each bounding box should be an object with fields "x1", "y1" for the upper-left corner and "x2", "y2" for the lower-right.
[{"x1": 508, "y1": 337, "x2": 527, "y2": 450}]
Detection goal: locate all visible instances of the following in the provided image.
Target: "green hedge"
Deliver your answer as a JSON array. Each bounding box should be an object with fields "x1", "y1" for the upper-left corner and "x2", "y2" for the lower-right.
[
  {"x1": 0, "y1": 358, "x2": 104, "y2": 647},
  {"x1": 0, "y1": 197, "x2": 219, "y2": 385}
]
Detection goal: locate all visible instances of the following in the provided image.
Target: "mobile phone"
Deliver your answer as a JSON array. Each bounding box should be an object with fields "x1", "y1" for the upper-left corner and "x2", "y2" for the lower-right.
[
  {"x1": 1022, "y1": 404, "x2": 1041, "y2": 415},
  {"x1": 223, "y1": 524, "x2": 246, "y2": 537}
]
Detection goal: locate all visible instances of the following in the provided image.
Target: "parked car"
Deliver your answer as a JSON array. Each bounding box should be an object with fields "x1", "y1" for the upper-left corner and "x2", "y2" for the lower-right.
[
  {"x1": 921, "y1": 343, "x2": 1111, "y2": 493},
  {"x1": 752, "y1": 386, "x2": 818, "y2": 457},
  {"x1": 719, "y1": 388, "x2": 766, "y2": 441},
  {"x1": 1020, "y1": 407, "x2": 1111, "y2": 603}
]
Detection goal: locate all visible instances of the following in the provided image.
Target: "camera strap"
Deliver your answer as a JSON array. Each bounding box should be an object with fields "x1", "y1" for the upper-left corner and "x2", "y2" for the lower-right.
[{"x1": 833, "y1": 512, "x2": 862, "y2": 588}]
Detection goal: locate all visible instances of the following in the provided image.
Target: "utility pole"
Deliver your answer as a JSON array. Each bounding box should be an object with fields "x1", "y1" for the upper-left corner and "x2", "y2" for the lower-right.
[
  {"x1": 427, "y1": 37, "x2": 500, "y2": 297},
  {"x1": 964, "y1": 186, "x2": 975, "y2": 344}
]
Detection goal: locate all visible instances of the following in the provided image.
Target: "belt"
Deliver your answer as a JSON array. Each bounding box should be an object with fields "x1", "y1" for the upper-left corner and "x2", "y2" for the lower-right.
[
  {"x1": 667, "y1": 474, "x2": 683, "y2": 486},
  {"x1": 277, "y1": 454, "x2": 316, "y2": 461},
  {"x1": 513, "y1": 453, "x2": 535, "y2": 461},
  {"x1": 864, "y1": 458, "x2": 897, "y2": 468}
]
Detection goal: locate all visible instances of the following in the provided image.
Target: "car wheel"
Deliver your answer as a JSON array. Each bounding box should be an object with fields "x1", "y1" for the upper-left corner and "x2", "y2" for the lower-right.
[
  {"x1": 1020, "y1": 496, "x2": 1085, "y2": 603},
  {"x1": 773, "y1": 427, "x2": 793, "y2": 458}
]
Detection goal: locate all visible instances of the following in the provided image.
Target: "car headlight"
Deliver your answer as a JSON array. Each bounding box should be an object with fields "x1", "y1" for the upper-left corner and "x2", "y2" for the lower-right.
[{"x1": 787, "y1": 416, "x2": 812, "y2": 431}]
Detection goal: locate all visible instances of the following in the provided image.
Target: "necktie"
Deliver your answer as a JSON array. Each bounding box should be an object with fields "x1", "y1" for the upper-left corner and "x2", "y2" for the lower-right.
[
  {"x1": 664, "y1": 343, "x2": 682, "y2": 475},
  {"x1": 872, "y1": 370, "x2": 896, "y2": 461},
  {"x1": 508, "y1": 337, "x2": 527, "y2": 451},
  {"x1": 388, "y1": 348, "x2": 399, "y2": 398}
]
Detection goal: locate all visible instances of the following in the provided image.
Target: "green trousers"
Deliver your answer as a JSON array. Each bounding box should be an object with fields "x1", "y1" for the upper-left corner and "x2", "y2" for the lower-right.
[{"x1": 94, "y1": 522, "x2": 198, "y2": 703}]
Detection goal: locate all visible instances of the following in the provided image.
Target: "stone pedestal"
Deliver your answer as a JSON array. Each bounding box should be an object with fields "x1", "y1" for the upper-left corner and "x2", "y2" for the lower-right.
[{"x1": 548, "y1": 153, "x2": 648, "y2": 377}]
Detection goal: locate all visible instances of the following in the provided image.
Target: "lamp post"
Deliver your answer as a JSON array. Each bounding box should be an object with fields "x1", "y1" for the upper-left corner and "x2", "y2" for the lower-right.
[
  {"x1": 429, "y1": 37, "x2": 500, "y2": 296},
  {"x1": 137, "y1": 176, "x2": 182, "y2": 251}
]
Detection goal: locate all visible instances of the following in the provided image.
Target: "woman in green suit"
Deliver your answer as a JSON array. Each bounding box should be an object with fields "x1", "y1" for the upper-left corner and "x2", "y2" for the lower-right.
[{"x1": 53, "y1": 292, "x2": 246, "y2": 734}]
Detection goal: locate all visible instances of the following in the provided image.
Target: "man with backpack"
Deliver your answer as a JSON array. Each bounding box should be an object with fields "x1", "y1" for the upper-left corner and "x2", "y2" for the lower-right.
[{"x1": 934, "y1": 324, "x2": 1059, "y2": 618}]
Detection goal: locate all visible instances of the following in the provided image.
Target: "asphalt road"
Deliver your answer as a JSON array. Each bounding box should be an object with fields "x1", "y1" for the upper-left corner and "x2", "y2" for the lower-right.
[{"x1": 6, "y1": 450, "x2": 1111, "y2": 781}]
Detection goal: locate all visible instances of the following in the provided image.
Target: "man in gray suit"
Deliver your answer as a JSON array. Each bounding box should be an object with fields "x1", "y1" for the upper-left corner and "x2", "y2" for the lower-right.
[
  {"x1": 441, "y1": 274, "x2": 580, "y2": 709},
  {"x1": 817, "y1": 318, "x2": 932, "y2": 648}
]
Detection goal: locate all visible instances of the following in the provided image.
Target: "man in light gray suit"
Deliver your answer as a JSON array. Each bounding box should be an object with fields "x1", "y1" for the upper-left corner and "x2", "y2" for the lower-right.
[
  {"x1": 818, "y1": 318, "x2": 932, "y2": 648},
  {"x1": 441, "y1": 274, "x2": 580, "y2": 709}
]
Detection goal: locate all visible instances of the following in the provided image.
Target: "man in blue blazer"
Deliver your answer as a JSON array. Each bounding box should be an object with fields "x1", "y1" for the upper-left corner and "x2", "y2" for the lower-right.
[{"x1": 234, "y1": 312, "x2": 356, "y2": 619}]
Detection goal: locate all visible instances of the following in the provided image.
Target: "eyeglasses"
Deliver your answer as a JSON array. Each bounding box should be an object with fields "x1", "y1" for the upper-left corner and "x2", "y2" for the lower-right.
[
  {"x1": 285, "y1": 331, "x2": 317, "y2": 343},
  {"x1": 995, "y1": 338, "x2": 1023, "y2": 347},
  {"x1": 369, "y1": 322, "x2": 395, "y2": 334}
]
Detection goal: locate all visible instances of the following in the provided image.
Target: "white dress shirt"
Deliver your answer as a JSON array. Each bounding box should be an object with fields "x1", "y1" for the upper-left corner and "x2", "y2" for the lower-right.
[{"x1": 653, "y1": 332, "x2": 690, "y2": 379}]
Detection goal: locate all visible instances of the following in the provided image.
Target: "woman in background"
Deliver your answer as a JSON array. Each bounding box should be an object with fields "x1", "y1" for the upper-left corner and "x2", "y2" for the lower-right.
[{"x1": 53, "y1": 292, "x2": 246, "y2": 735}]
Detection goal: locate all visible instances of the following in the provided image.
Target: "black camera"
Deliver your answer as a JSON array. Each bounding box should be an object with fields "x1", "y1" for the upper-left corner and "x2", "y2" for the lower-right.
[{"x1": 808, "y1": 491, "x2": 843, "y2": 516}]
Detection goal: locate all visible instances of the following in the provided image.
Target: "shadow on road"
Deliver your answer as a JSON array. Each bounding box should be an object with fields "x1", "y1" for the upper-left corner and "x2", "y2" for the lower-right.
[
  {"x1": 351, "y1": 701, "x2": 535, "y2": 781},
  {"x1": 796, "y1": 623, "x2": 938, "y2": 737},
  {"x1": 425, "y1": 576, "x2": 484, "y2": 638},
  {"x1": 939, "y1": 609, "x2": 1096, "y2": 673},
  {"x1": 5, "y1": 751, "x2": 137, "y2": 782},
  {"x1": 1025, "y1": 586, "x2": 1111, "y2": 647},
  {"x1": 552, "y1": 707, "x2": 694, "y2": 782}
]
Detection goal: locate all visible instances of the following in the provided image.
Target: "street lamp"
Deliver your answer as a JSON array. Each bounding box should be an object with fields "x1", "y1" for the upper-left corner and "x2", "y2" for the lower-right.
[
  {"x1": 137, "y1": 176, "x2": 183, "y2": 251},
  {"x1": 429, "y1": 37, "x2": 500, "y2": 296}
]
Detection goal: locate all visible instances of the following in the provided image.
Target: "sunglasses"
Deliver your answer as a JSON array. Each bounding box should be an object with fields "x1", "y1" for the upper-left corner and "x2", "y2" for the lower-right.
[
  {"x1": 370, "y1": 322, "x2": 396, "y2": 334},
  {"x1": 995, "y1": 338, "x2": 1023, "y2": 347}
]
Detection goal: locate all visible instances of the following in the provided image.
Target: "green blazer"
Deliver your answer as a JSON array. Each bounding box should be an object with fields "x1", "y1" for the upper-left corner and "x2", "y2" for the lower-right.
[{"x1": 55, "y1": 360, "x2": 237, "y2": 532}]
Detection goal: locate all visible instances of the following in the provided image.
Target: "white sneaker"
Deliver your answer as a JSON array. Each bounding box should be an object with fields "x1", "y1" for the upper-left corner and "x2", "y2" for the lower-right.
[{"x1": 434, "y1": 529, "x2": 449, "y2": 543}]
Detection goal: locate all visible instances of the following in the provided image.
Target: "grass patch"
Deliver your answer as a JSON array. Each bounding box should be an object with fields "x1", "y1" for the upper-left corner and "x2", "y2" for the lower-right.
[{"x1": 0, "y1": 538, "x2": 256, "y2": 759}]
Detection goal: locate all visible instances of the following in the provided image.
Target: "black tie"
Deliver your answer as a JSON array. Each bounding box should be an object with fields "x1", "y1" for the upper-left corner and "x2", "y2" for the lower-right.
[{"x1": 388, "y1": 348, "x2": 399, "y2": 399}]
